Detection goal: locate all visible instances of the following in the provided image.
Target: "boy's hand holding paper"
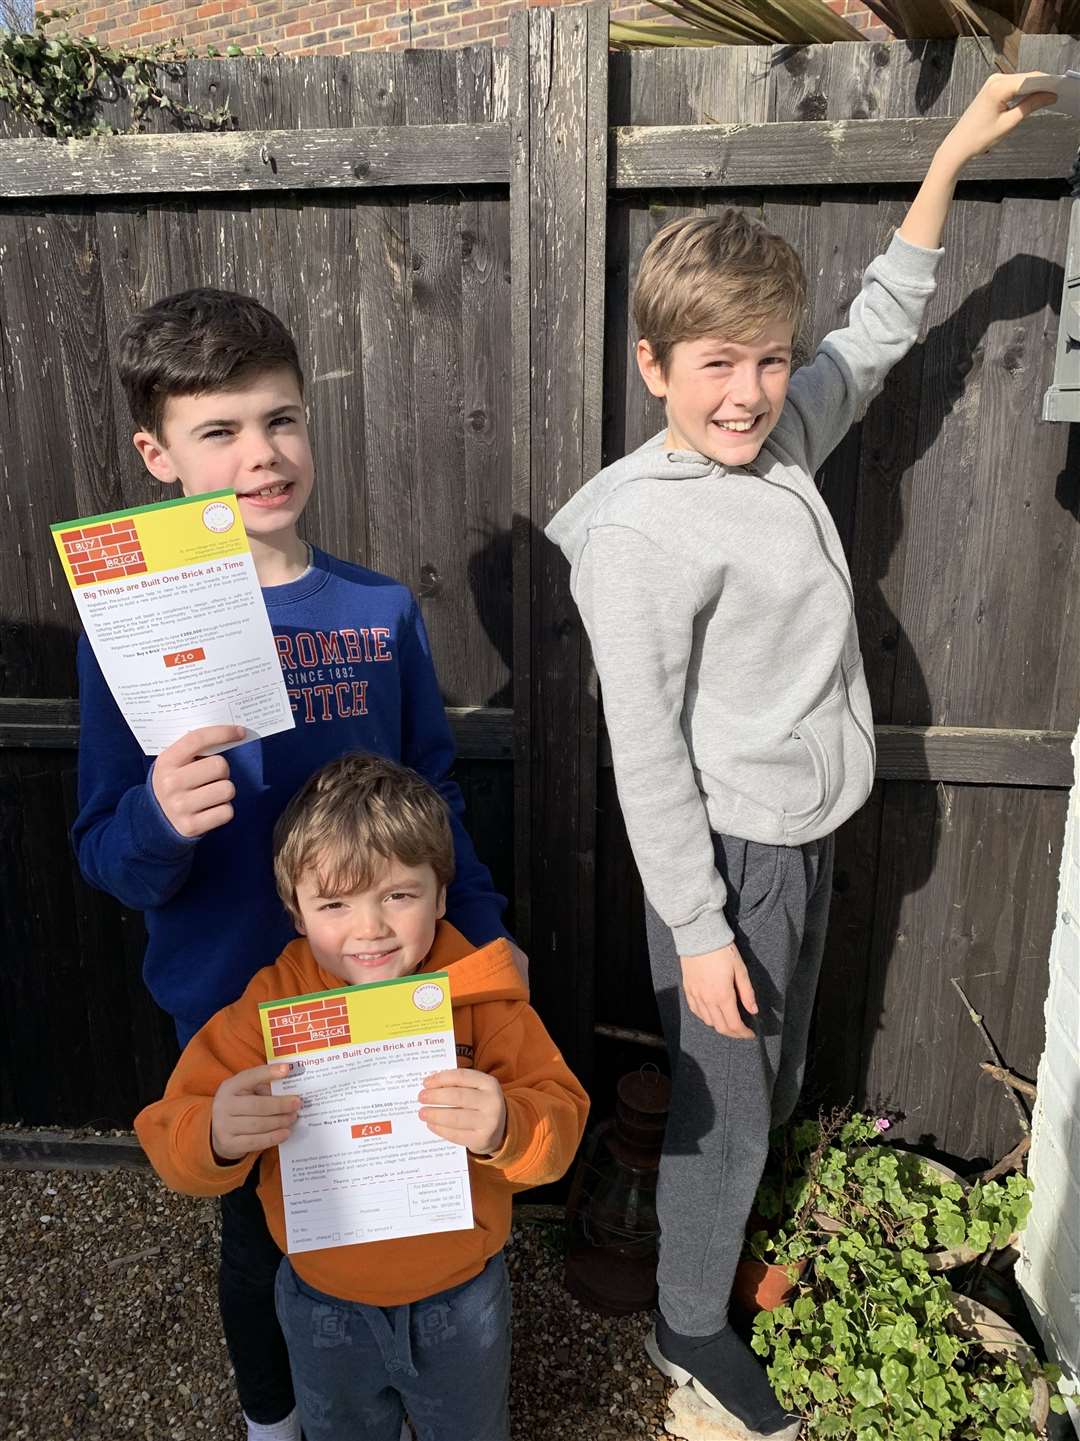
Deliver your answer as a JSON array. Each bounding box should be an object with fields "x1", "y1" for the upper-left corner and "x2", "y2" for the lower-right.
[
  {"x1": 418, "y1": 1068, "x2": 508, "y2": 1156},
  {"x1": 1014, "y1": 69, "x2": 1080, "y2": 119},
  {"x1": 212, "y1": 1061, "x2": 302, "y2": 1162},
  {"x1": 152, "y1": 724, "x2": 244, "y2": 837}
]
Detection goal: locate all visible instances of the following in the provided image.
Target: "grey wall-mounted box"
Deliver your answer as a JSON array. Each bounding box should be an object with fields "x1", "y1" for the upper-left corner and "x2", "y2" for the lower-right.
[{"x1": 1043, "y1": 198, "x2": 1080, "y2": 423}]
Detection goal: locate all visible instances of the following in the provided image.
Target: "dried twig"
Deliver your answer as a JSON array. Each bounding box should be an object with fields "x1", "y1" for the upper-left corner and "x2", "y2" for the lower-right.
[
  {"x1": 949, "y1": 977, "x2": 1030, "y2": 1136},
  {"x1": 105, "y1": 1245, "x2": 162, "y2": 1271},
  {"x1": 979, "y1": 1063, "x2": 1037, "y2": 1100},
  {"x1": 980, "y1": 1135, "x2": 1031, "y2": 1184}
]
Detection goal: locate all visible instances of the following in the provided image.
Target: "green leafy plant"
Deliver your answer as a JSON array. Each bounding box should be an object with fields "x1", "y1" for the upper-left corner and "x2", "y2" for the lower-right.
[
  {"x1": 752, "y1": 1236, "x2": 1066, "y2": 1440},
  {"x1": 0, "y1": 8, "x2": 232, "y2": 139},
  {"x1": 747, "y1": 1112, "x2": 1033, "y2": 1269}
]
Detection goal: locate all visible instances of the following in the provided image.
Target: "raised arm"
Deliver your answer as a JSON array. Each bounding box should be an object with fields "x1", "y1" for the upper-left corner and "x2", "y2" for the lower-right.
[
  {"x1": 779, "y1": 72, "x2": 1055, "y2": 477},
  {"x1": 899, "y1": 72, "x2": 1055, "y2": 250}
]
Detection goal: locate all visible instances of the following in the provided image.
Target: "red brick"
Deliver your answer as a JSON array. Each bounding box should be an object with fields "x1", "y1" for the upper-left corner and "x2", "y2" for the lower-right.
[
  {"x1": 414, "y1": 2, "x2": 445, "y2": 17},
  {"x1": 284, "y1": 17, "x2": 312, "y2": 32},
  {"x1": 477, "y1": 18, "x2": 505, "y2": 35}
]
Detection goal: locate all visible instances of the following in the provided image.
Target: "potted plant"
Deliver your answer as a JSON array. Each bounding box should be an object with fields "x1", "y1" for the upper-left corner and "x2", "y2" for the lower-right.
[
  {"x1": 750, "y1": 1234, "x2": 1066, "y2": 1440},
  {"x1": 737, "y1": 1112, "x2": 1035, "y2": 1313}
]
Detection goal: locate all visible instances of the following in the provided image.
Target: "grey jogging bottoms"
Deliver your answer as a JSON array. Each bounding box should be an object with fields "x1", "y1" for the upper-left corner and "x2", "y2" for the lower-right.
[{"x1": 645, "y1": 831, "x2": 834, "y2": 1337}]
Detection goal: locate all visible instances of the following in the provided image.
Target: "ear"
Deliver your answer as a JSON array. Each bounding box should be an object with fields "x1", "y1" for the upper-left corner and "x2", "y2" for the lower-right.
[
  {"x1": 294, "y1": 913, "x2": 307, "y2": 936},
  {"x1": 435, "y1": 884, "x2": 447, "y2": 921},
  {"x1": 132, "y1": 430, "x2": 182, "y2": 485},
  {"x1": 636, "y1": 339, "x2": 668, "y2": 400}
]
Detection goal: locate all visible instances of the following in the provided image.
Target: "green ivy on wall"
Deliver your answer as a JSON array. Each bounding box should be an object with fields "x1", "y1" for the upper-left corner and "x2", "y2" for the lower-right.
[{"x1": 0, "y1": 7, "x2": 238, "y2": 139}]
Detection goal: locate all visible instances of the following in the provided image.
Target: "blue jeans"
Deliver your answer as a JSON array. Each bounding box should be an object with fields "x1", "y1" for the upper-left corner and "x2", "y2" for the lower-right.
[{"x1": 274, "y1": 1252, "x2": 511, "y2": 1441}]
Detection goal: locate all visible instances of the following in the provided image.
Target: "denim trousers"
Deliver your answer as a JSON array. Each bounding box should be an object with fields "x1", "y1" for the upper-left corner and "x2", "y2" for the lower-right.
[{"x1": 274, "y1": 1251, "x2": 512, "y2": 1441}]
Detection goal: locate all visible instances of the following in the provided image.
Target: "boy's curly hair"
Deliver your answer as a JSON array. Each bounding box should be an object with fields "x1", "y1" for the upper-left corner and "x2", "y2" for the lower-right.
[
  {"x1": 118, "y1": 288, "x2": 304, "y2": 438},
  {"x1": 633, "y1": 209, "x2": 807, "y2": 374},
  {"x1": 273, "y1": 754, "x2": 455, "y2": 925}
]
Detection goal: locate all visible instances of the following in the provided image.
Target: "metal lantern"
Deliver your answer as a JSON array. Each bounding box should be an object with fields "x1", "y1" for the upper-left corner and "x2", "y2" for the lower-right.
[{"x1": 564, "y1": 1066, "x2": 671, "y2": 1316}]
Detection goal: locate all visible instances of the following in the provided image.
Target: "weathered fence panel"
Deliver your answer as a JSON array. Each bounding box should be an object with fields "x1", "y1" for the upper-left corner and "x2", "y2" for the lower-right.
[{"x1": 1, "y1": 30, "x2": 1077, "y2": 1161}]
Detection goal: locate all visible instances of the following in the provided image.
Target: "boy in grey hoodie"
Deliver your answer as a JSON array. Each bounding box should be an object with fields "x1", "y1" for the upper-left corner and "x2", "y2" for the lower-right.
[{"x1": 547, "y1": 73, "x2": 1052, "y2": 1439}]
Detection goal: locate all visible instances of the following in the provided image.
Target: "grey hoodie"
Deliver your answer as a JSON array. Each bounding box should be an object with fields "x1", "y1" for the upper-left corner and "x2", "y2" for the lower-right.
[{"x1": 546, "y1": 232, "x2": 942, "y2": 955}]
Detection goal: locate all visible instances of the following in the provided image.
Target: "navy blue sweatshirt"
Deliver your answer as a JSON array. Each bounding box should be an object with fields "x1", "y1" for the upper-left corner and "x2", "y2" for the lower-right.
[{"x1": 72, "y1": 548, "x2": 508, "y2": 1045}]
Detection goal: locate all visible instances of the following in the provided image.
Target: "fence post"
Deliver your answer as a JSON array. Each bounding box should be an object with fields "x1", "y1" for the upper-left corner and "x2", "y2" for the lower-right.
[{"x1": 510, "y1": 0, "x2": 608, "y2": 1084}]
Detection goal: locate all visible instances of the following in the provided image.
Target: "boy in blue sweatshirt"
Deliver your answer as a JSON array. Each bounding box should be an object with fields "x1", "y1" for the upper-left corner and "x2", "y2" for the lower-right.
[{"x1": 73, "y1": 287, "x2": 517, "y2": 1441}]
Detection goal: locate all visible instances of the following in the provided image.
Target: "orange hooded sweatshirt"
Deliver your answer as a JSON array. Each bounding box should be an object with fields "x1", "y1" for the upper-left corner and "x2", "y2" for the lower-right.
[{"x1": 135, "y1": 923, "x2": 589, "y2": 1306}]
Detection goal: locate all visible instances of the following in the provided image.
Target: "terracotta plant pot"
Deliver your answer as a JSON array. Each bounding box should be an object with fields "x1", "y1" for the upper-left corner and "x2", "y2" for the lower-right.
[{"x1": 732, "y1": 1257, "x2": 808, "y2": 1314}]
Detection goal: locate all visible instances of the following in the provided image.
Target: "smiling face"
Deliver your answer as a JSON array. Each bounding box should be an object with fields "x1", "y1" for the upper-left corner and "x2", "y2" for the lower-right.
[
  {"x1": 132, "y1": 365, "x2": 314, "y2": 544},
  {"x1": 637, "y1": 322, "x2": 794, "y2": 469},
  {"x1": 293, "y1": 857, "x2": 447, "y2": 988}
]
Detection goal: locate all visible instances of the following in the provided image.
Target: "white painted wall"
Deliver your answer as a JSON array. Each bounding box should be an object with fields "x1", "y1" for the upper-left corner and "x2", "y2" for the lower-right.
[{"x1": 1018, "y1": 728, "x2": 1080, "y2": 1420}]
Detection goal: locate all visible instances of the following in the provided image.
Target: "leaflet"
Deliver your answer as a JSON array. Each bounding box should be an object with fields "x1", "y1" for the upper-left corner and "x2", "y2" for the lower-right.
[
  {"x1": 51, "y1": 490, "x2": 294, "y2": 756},
  {"x1": 259, "y1": 971, "x2": 473, "y2": 1253},
  {"x1": 1014, "y1": 71, "x2": 1080, "y2": 117}
]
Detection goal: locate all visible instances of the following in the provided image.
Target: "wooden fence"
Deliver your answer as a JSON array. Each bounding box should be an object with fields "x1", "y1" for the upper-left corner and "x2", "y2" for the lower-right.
[{"x1": 1, "y1": 16, "x2": 1077, "y2": 1162}]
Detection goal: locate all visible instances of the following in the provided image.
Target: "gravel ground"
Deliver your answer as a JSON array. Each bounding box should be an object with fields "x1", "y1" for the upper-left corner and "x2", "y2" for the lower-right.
[{"x1": 0, "y1": 1163, "x2": 671, "y2": 1441}]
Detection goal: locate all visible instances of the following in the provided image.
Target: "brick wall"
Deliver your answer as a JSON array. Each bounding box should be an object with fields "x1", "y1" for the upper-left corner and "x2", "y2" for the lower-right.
[
  {"x1": 1018, "y1": 730, "x2": 1080, "y2": 1406},
  {"x1": 38, "y1": 0, "x2": 888, "y2": 56}
]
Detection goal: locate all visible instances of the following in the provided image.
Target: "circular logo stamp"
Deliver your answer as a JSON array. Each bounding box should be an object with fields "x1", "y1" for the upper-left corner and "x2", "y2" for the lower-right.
[
  {"x1": 202, "y1": 501, "x2": 235, "y2": 534},
  {"x1": 412, "y1": 982, "x2": 443, "y2": 1012}
]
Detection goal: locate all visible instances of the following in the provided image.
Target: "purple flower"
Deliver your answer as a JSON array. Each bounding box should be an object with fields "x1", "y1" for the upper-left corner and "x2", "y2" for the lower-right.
[{"x1": 874, "y1": 1117, "x2": 891, "y2": 1133}]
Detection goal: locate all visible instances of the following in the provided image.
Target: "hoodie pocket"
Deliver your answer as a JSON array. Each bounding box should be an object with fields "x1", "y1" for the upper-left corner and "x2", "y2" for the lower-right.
[{"x1": 784, "y1": 667, "x2": 874, "y2": 841}]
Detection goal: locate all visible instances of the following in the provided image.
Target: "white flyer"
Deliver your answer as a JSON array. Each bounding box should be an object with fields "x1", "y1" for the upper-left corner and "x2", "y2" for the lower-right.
[
  {"x1": 259, "y1": 971, "x2": 473, "y2": 1253},
  {"x1": 51, "y1": 489, "x2": 294, "y2": 756},
  {"x1": 1014, "y1": 71, "x2": 1080, "y2": 118}
]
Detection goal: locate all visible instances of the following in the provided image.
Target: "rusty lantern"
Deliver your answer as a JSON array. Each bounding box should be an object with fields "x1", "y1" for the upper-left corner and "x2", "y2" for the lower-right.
[{"x1": 564, "y1": 1066, "x2": 672, "y2": 1316}]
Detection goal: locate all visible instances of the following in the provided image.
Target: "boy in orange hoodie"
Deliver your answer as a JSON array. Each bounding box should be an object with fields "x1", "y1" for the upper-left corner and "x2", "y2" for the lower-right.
[{"x1": 136, "y1": 753, "x2": 589, "y2": 1441}]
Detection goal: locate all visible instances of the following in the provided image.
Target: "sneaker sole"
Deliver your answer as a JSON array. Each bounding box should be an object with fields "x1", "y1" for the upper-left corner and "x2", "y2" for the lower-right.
[
  {"x1": 645, "y1": 1328, "x2": 801, "y2": 1440},
  {"x1": 644, "y1": 1329, "x2": 748, "y2": 1421}
]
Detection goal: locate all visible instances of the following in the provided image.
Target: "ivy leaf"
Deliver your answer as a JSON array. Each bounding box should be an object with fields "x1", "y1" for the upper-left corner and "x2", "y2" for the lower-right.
[
  {"x1": 967, "y1": 1218, "x2": 992, "y2": 1252},
  {"x1": 882, "y1": 1357, "x2": 911, "y2": 1396},
  {"x1": 816, "y1": 1416, "x2": 848, "y2": 1436},
  {"x1": 922, "y1": 1375, "x2": 949, "y2": 1410},
  {"x1": 935, "y1": 1212, "x2": 966, "y2": 1248},
  {"x1": 852, "y1": 1368, "x2": 885, "y2": 1407},
  {"x1": 893, "y1": 1315, "x2": 918, "y2": 1349},
  {"x1": 808, "y1": 1371, "x2": 839, "y2": 1403}
]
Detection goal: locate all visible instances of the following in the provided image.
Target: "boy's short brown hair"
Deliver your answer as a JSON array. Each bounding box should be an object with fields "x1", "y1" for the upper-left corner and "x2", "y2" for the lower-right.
[
  {"x1": 633, "y1": 209, "x2": 807, "y2": 375},
  {"x1": 273, "y1": 754, "x2": 455, "y2": 925},
  {"x1": 118, "y1": 288, "x2": 304, "y2": 439}
]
